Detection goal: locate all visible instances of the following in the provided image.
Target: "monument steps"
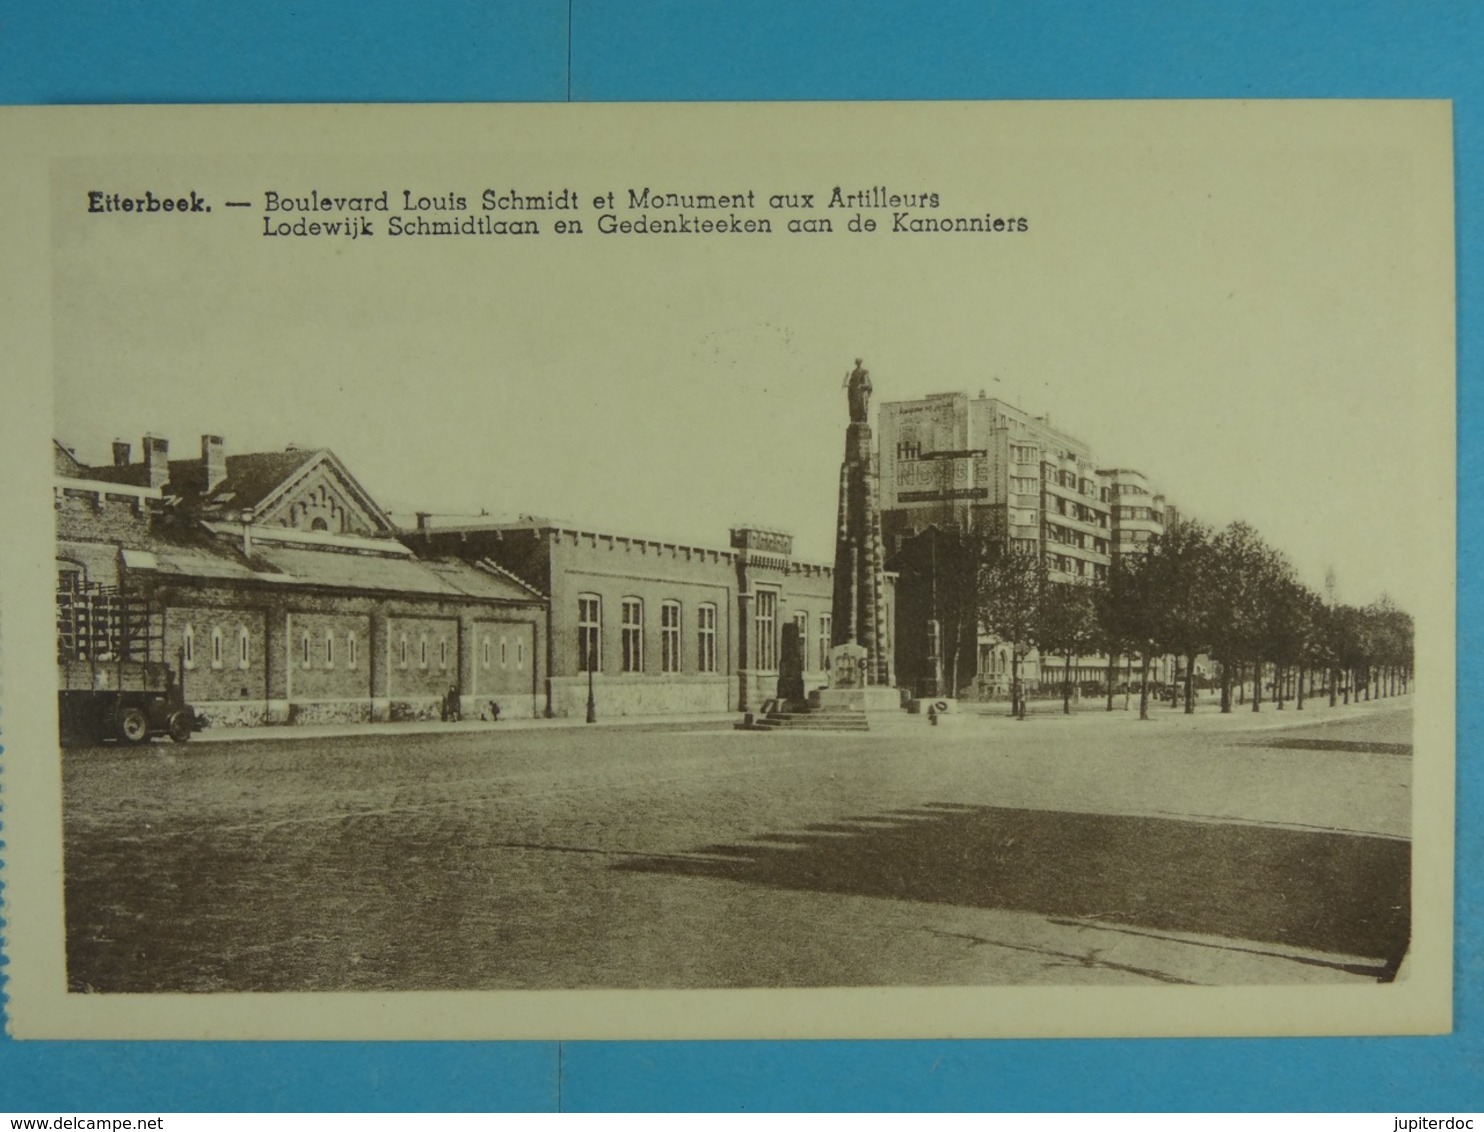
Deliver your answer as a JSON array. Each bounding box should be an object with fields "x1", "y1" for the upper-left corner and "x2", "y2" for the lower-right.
[{"x1": 736, "y1": 702, "x2": 873, "y2": 732}]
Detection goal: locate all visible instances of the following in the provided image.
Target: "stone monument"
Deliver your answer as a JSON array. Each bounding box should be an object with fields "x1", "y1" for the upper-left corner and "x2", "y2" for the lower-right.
[
  {"x1": 817, "y1": 359, "x2": 898, "y2": 713},
  {"x1": 737, "y1": 359, "x2": 899, "y2": 731}
]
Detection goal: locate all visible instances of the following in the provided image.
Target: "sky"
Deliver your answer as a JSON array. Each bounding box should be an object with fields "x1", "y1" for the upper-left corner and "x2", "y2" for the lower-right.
[{"x1": 49, "y1": 102, "x2": 1453, "y2": 612}]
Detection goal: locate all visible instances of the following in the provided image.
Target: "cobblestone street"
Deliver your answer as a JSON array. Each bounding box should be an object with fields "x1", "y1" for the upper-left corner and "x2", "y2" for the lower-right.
[{"x1": 63, "y1": 698, "x2": 1412, "y2": 992}]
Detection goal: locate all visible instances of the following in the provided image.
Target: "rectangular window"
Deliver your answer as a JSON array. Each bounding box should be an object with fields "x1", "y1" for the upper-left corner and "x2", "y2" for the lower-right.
[
  {"x1": 791, "y1": 611, "x2": 808, "y2": 668},
  {"x1": 818, "y1": 614, "x2": 832, "y2": 672},
  {"x1": 578, "y1": 594, "x2": 601, "y2": 672},
  {"x1": 621, "y1": 597, "x2": 644, "y2": 673},
  {"x1": 697, "y1": 603, "x2": 717, "y2": 673},
  {"x1": 755, "y1": 589, "x2": 778, "y2": 670},
  {"x1": 661, "y1": 601, "x2": 681, "y2": 673}
]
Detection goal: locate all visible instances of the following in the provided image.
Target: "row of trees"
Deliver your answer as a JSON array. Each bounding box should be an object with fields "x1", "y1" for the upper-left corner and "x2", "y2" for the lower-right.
[{"x1": 972, "y1": 519, "x2": 1414, "y2": 720}]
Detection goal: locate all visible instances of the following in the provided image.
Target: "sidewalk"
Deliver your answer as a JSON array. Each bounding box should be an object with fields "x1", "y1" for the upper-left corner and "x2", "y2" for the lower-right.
[
  {"x1": 956, "y1": 690, "x2": 1413, "y2": 734},
  {"x1": 187, "y1": 691, "x2": 1412, "y2": 745},
  {"x1": 190, "y1": 710, "x2": 741, "y2": 744}
]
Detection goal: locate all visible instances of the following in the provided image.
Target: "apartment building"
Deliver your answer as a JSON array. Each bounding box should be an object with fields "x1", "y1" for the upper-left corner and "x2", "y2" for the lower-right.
[{"x1": 878, "y1": 391, "x2": 1173, "y2": 696}]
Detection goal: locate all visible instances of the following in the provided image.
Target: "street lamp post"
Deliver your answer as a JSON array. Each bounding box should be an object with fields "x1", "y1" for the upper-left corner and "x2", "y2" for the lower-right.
[{"x1": 585, "y1": 635, "x2": 597, "y2": 724}]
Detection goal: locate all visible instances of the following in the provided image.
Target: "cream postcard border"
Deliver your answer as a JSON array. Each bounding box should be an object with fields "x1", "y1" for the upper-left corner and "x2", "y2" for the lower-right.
[{"x1": 0, "y1": 101, "x2": 1455, "y2": 1039}]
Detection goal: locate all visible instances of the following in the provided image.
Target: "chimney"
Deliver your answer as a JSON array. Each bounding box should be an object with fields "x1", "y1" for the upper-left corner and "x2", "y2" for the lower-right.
[
  {"x1": 202, "y1": 434, "x2": 226, "y2": 493},
  {"x1": 415, "y1": 511, "x2": 432, "y2": 532},
  {"x1": 143, "y1": 435, "x2": 170, "y2": 490},
  {"x1": 112, "y1": 439, "x2": 131, "y2": 467}
]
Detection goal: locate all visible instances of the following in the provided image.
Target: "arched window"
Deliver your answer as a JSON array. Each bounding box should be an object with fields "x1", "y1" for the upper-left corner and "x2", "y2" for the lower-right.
[
  {"x1": 238, "y1": 626, "x2": 251, "y2": 668},
  {"x1": 419, "y1": 634, "x2": 428, "y2": 669},
  {"x1": 183, "y1": 623, "x2": 196, "y2": 669},
  {"x1": 578, "y1": 594, "x2": 601, "y2": 672},
  {"x1": 482, "y1": 634, "x2": 491, "y2": 668},
  {"x1": 754, "y1": 589, "x2": 778, "y2": 670},
  {"x1": 621, "y1": 597, "x2": 644, "y2": 673},
  {"x1": 399, "y1": 632, "x2": 409, "y2": 668},
  {"x1": 301, "y1": 630, "x2": 312, "y2": 668},
  {"x1": 661, "y1": 601, "x2": 681, "y2": 673},
  {"x1": 325, "y1": 629, "x2": 335, "y2": 667},
  {"x1": 438, "y1": 637, "x2": 448, "y2": 670},
  {"x1": 211, "y1": 627, "x2": 224, "y2": 668},
  {"x1": 310, "y1": 517, "x2": 329, "y2": 531},
  {"x1": 516, "y1": 639, "x2": 525, "y2": 669},
  {"x1": 348, "y1": 631, "x2": 358, "y2": 668},
  {"x1": 698, "y1": 603, "x2": 717, "y2": 673}
]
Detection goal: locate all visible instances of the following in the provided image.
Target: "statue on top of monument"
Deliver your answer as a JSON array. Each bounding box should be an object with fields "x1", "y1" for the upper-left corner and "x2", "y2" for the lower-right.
[{"x1": 844, "y1": 357, "x2": 872, "y2": 423}]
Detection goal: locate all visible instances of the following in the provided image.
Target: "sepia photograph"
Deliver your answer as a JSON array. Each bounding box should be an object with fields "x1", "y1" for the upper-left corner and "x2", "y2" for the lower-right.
[{"x1": 0, "y1": 99, "x2": 1456, "y2": 1039}]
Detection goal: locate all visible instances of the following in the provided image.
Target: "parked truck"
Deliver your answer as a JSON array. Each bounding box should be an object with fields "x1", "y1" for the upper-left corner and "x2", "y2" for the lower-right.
[{"x1": 56, "y1": 580, "x2": 201, "y2": 745}]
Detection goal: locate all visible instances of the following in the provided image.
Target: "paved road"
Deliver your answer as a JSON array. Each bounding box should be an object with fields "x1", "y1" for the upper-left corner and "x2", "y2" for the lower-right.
[{"x1": 62, "y1": 698, "x2": 1412, "y2": 992}]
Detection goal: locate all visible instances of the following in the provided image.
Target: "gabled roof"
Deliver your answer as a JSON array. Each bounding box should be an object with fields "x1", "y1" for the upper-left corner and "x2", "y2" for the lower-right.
[
  {"x1": 69, "y1": 447, "x2": 321, "y2": 501},
  {"x1": 71, "y1": 461, "x2": 150, "y2": 487},
  {"x1": 175, "y1": 449, "x2": 321, "y2": 510},
  {"x1": 71, "y1": 445, "x2": 396, "y2": 533},
  {"x1": 246, "y1": 448, "x2": 396, "y2": 533}
]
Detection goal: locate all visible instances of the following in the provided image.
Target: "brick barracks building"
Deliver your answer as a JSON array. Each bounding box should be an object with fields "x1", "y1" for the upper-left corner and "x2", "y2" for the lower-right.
[
  {"x1": 55, "y1": 433, "x2": 891, "y2": 728},
  {"x1": 404, "y1": 520, "x2": 882, "y2": 718},
  {"x1": 55, "y1": 435, "x2": 547, "y2": 727}
]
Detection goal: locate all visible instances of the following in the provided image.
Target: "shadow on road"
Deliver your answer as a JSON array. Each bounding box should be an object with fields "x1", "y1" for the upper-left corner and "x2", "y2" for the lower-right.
[
  {"x1": 617, "y1": 802, "x2": 1410, "y2": 971},
  {"x1": 1254, "y1": 738, "x2": 1412, "y2": 756}
]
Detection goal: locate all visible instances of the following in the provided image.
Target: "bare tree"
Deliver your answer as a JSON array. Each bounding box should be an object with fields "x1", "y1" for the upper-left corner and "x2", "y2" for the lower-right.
[
  {"x1": 1037, "y1": 579, "x2": 1099, "y2": 714},
  {"x1": 1146, "y1": 519, "x2": 1214, "y2": 714},
  {"x1": 976, "y1": 543, "x2": 1045, "y2": 719}
]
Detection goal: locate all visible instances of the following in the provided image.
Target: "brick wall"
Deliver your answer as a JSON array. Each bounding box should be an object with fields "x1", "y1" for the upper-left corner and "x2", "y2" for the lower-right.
[
  {"x1": 385, "y1": 614, "x2": 460, "y2": 717},
  {"x1": 546, "y1": 533, "x2": 738, "y2": 680},
  {"x1": 469, "y1": 618, "x2": 539, "y2": 718},
  {"x1": 56, "y1": 539, "x2": 125, "y2": 590},
  {"x1": 286, "y1": 611, "x2": 374, "y2": 723},
  {"x1": 56, "y1": 493, "x2": 154, "y2": 555},
  {"x1": 139, "y1": 575, "x2": 544, "y2": 727},
  {"x1": 166, "y1": 604, "x2": 271, "y2": 727}
]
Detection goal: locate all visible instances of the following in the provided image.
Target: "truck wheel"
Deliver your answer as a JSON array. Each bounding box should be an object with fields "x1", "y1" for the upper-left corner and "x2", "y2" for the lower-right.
[
  {"x1": 167, "y1": 711, "x2": 193, "y2": 743},
  {"x1": 116, "y1": 706, "x2": 150, "y2": 745}
]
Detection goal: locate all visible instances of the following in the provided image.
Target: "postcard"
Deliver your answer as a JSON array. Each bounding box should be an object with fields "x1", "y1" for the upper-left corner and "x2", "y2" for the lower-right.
[{"x1": 0, "y1": 100, "x2": 1454, "y2": 1038}]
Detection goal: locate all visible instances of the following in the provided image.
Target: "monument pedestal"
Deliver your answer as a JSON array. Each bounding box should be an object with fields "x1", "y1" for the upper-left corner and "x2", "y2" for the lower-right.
[{"x1": 813, "y1": 686, "x2": 904, "y2": 713}]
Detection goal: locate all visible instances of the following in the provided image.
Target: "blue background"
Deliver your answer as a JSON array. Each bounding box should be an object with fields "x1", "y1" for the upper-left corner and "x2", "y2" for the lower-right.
[{"x1": 1, "y1": 0, "x2": 1478, "y2": 1112}]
